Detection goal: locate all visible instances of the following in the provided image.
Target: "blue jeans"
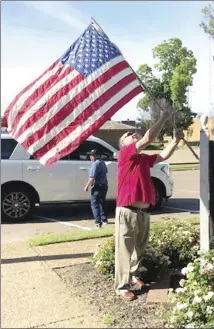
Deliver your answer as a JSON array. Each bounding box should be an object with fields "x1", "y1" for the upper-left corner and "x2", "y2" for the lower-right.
[{"x1": 91, "y1": 184, "x2": 108, "y2": 225}]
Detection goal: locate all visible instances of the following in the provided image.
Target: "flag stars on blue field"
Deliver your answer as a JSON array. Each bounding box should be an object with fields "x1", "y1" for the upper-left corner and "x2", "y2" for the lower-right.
[{"x1": 59, "y1": 25, "x2": 121, "y2": 77}]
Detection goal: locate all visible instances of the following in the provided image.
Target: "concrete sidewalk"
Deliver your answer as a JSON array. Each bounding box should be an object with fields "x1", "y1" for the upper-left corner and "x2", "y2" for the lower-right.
[{"x1": 2, "y1": 239, "x2": 108, "y2": 328}]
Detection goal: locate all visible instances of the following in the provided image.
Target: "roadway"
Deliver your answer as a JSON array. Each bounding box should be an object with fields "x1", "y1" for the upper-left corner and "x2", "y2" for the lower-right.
[{"x1": 2, "y1": 170, "x2": 199, "y2": 244}]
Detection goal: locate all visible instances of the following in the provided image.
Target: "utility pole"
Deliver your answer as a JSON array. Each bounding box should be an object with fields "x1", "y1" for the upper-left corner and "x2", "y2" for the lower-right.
[
  {"x1": 209, "y1": 37, "x2": 214, "y2": 246},
  {"x1": 200, "y1": 37, "x2": 214, "y2": 251},
  {"x1": 200, "y1": 114, "x2": 214, "y2": 251},
  {"x1": 210, "y1": 130, "x2": 214, "y2": 247},
  {"x1": 200, "y1": 115, "x2": 210, "y2": 251}
]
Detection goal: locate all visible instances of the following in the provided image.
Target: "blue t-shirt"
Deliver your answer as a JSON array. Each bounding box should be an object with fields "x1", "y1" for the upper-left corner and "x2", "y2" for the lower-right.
[{"x1": 89, "y1": 159, "x2": 108, "y2": 185}]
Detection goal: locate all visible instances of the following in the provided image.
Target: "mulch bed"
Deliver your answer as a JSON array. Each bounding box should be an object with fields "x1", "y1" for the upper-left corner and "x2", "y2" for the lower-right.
[{"x1": 55, "y1": 262, "x2": 167, "y2": 328}]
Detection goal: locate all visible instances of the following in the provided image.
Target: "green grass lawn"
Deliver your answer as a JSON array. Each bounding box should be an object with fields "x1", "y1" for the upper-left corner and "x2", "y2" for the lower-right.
[
  {"x1": 170, "y1": 163, "x2": 200, "y2": 170},
  {"x1": 28, "y1": 226, "x2": 115, "y2": 246},
  {"x1": 28, "y1": 217, "x2": 199, "y2": 247}
]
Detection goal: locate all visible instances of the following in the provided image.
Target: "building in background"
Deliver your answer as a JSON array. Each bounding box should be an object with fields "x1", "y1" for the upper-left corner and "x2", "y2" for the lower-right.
[
  {"x1": 185, "y1": 118, "x2": 214, "y2": 142},
  {"x1": 94, "y1": 120, "x2": 139, "y2": 149},
  {"x1": 121, "y1": 119, "x2": 137, "y2": 127}
]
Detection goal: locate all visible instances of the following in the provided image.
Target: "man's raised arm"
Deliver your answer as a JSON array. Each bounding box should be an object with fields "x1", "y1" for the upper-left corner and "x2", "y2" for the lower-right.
[
  {"x1": 136, "y1": 108, "x2": 171, "y2": 153},
  {"x1": 154, "y1": 129, "x2": 184, "y2": 164}
]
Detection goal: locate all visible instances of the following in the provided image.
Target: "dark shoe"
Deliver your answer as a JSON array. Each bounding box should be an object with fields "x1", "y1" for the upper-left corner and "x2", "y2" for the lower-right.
[
  {"x1": 95, "y1": 223, "x2": 102, "y2": 229},
  {"x1": 120, "y1": 290, "x2": 137, "y2": 301},
  {"x1": 131, "y1": 276, "x2": 145, "y2": 289}
]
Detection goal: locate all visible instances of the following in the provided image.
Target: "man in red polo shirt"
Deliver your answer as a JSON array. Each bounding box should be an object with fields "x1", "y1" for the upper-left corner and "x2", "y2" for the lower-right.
[{"x1": 115, "y1": 108, "x2": 184, "y2": 301}]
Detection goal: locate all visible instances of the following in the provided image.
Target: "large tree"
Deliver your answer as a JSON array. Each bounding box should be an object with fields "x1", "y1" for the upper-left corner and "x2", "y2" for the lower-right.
[
  {"x1": 200, "y1": 3, "x2": 214, "y2": 39},
  {"x1": 136, "y1": 38, "x2": 197, "y2": 137}
]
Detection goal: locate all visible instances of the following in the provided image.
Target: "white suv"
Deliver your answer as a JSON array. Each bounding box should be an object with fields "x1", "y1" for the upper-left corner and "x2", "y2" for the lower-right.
[{"x1": 1, "y1": 132, "x2": 173, "y2": 222}]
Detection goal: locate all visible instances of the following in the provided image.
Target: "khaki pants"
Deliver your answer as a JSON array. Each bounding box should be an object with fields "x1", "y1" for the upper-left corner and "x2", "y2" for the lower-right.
[{"x1": 114, "y1": 206, "x2": 150, "y2": 292}]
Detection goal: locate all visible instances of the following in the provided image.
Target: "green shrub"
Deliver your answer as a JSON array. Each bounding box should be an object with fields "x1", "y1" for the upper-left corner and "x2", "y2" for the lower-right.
[
  {"x1": 145, "y1": 142, "x2": 164, "y2": 150},
  {"x1": 93, "y1": 238, "x2": 115, "y2": 278},
  {"x1": 92, "y1": 238, "x2": 170, "y2": 280},
  {"x1": 168, "y1": 250, "x2": 214, "y2": 328},
  {"x1": 149, "y1": 220, "x2": 200, "y2": 268},
  {"x1": 92, "y1": 219, "x2": 200, "y2": 281},
  {"x1": 133, "y1": 246, "x2": 171, "y2": 281}
]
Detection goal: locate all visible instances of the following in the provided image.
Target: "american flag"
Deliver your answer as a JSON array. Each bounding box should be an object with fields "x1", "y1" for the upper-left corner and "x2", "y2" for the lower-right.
[{"x1": 2, "y1": 19, "x2": 144, "y2": 167}]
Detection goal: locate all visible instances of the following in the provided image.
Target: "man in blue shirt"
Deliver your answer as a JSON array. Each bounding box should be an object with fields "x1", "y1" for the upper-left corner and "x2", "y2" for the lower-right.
[{"x1": 84, "y1": 149, "x2": 108, "y2": 228}]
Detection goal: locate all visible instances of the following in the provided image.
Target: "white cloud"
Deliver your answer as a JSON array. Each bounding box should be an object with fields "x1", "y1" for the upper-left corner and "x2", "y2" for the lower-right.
[{"x1": 22, "y1": 1, "x2": 88, "y2": 31}]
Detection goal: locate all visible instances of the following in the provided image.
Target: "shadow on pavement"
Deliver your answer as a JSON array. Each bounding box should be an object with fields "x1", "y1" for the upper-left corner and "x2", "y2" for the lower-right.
[
  {"x1": 2, "y1": 198, "x2": 199, "y2": 225},
  {"x1": 154, "y1": 198, "x2": 199, "y2": 215},
  {"x1": 2, "y1": 252, "x2": 93, "y2": 264}
]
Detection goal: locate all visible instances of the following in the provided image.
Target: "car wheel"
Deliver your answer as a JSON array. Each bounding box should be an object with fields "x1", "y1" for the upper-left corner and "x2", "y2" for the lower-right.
[
  {"x1": 153, "y1": 180, "x2": 164, "y2": 210},
  {"x1": 1, "y1": 185, "x2": 35, "y2": 223}
]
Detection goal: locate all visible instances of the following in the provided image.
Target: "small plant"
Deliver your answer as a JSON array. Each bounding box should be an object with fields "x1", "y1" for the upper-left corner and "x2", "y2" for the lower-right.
[
  {"x1": 103, "y1": 312, "x2": 114, "y2": 326},
  {"x1": 92, "y1": 238, "x2": 115, "y2": 278},
  {"x1": 168, "y1": 250, "x2": 214, "y2": 328}
]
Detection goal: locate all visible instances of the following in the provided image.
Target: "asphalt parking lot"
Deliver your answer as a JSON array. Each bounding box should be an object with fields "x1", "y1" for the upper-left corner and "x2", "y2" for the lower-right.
[{"x1": 2, "y1": 170, "x2": 199, "y2": 244}]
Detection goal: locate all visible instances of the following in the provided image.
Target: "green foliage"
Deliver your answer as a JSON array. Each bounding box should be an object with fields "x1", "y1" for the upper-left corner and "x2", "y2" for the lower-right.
[
  {"x1": 168, "y1": 250, "x2": 214, "y2": 328},
  {"x1": 92, "y1": 236, "x2": 170, "y2": 280},
  {"x1": 103, "y1": 313, "x2": 114, "y2": 326},
  {"x1": 153, "y1": 38, "x2": 196, "y2": 109},
  {"x1": 174, "y1": 106, "x2": 195, "y2": 130},
  {"x1": 92, "y1": 219, "x2": 200, "y2": 280},
  {"x1": 200, "y1": 4, "x2": 214, "y2": 39},
  {"x1": 137, "y1": 64, "x2": 169, "y2": 103},
  {"x1": 137, "y1": 64, "x2": 170, "y2": 109},
  {"x1": 92, "y1": 238, "x2": 115, "y2": 278},
  {"x1": 145, "y1": 142, "x2": 164, "y2": 150},
  {"x1": 136, "y1": 38, "x2": 197, "y2": 136},
  {"x1": 148, "y1": 220, "x2": 199, "y2": 268}
]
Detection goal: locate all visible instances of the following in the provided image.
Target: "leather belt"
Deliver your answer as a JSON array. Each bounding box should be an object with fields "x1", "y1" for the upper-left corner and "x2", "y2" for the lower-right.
[{"x1": 123, "y1": 206, "x2": 151, "y2": 213}]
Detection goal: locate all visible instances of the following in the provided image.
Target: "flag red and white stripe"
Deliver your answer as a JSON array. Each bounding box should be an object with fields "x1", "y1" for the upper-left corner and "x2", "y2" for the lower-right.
[{"x1": 2, "y1": 23, "x2": 143, "y2": 167}]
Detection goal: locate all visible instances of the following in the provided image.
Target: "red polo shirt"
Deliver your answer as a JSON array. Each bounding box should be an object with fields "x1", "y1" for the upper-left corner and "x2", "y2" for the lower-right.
[{"x1": 116, "y1": 143, "x2": 158, "y2": 207}]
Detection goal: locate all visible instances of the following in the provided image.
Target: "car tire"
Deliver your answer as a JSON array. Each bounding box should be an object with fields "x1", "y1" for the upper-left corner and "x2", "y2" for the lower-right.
[
  {"x1": 152, "y1": 180, "x2": 164, "y2": 210},
  {"x1": 1, "y1": 185, "x2": 35, "y2": 223}
]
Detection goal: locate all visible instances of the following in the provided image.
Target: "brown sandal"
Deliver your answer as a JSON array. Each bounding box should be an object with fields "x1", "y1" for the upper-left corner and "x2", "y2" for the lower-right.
[
  {"x1": 131, "y1": 277, "x2": 145, "y2": 289},
  {"x1": 120, "y1": 290, "x2": 137, "y2": 301}
]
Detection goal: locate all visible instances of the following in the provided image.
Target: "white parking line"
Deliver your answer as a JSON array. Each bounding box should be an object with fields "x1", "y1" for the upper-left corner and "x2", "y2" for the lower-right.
[
  {"x1": 35, "y1": 216, "x2": 92, "y2": 231},
  {"x1": 163, "y1": 206, "x2": 199, "y2": 213}
]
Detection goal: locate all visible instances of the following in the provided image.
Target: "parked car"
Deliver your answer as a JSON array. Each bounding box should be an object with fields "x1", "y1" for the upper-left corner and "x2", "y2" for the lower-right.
[{"x1": 1, "y1": 133, "x2": 174, "y2": 222}]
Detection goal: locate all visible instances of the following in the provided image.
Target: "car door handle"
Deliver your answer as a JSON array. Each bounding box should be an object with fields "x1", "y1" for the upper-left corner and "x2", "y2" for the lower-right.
[
  {"x1": 27, "y1": 166, "x2": 41, "y2": 171},
  {"x1": 79, "y1": 167, "x2": 90, "y2": 171}
]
